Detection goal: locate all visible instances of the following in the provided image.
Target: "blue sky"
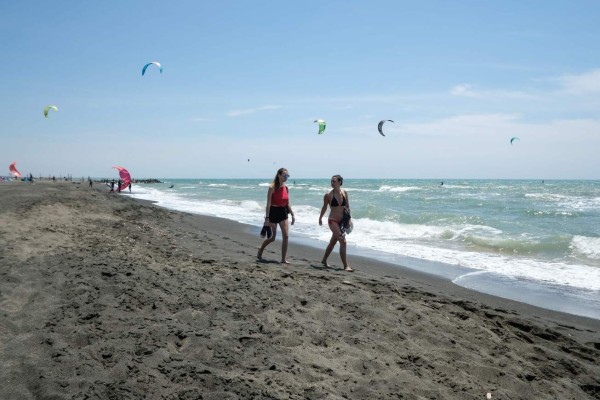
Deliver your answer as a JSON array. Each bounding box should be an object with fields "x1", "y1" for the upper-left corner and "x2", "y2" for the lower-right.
[{"x1": 1, "y1": 1, "x2": 599, "y2": 179}]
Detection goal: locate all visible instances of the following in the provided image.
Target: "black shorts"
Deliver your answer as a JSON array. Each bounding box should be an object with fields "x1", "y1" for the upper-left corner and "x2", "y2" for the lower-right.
[{"x1": 269, "y1": 206, "x2": 288, "y2": 224}]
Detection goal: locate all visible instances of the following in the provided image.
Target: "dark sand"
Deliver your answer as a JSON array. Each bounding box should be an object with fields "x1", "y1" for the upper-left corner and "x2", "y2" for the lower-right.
[{"x1": 1, "y1": 182, "x2": 599, "y2": 399}]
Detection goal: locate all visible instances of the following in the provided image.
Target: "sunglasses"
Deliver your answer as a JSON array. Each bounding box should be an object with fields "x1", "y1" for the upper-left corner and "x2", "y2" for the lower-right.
[
  {"x1": 331, "y1": 179, "x2": 338, "y2": 183},
  {"x1": 283, "y1": 174, "x2": 290, "y2": 178}
]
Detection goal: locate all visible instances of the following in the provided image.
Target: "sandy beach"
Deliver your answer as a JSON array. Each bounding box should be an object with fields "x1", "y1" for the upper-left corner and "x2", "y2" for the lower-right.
[{"x1": 1, "y1": 181, "x2": 599, "y2": 399}]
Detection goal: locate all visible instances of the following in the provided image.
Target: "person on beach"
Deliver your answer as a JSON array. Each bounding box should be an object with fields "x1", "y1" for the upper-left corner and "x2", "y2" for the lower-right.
[
  {"x1": 109, "y1": 180, "x2": 115, "y2": 193},
  {"x1": 257, "y1": 168, "x2": 295, "y2": 263},
  {"x1": 319, "y1": 175, "x2": 353, "y2": 272}
]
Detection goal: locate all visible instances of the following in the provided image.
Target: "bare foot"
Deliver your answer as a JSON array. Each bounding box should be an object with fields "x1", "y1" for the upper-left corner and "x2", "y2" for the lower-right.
[
  {"x1": 257, "y1": 249, "x2": 263, "y2": 260},
  {"x1": 281, "y1": 260, "x2": 290, "y2": 264},
  {"x1": 344, "y1": 266, "x2": 354, "y2": 272},
  {"x1": 321, "y1": 260, "x2": 329, "y2": 267}
]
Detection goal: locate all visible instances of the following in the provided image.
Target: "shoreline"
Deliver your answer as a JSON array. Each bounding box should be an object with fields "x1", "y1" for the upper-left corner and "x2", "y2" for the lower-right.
[
  {"x1": 1, "y1": 181, "x2": 599, "y2": 398},
  {"x1": 131, "y1": 189, "x2": 600, "y2": 325},
  {"x1": 124, "y1": 184, "x2": 600, "y2": 321}
]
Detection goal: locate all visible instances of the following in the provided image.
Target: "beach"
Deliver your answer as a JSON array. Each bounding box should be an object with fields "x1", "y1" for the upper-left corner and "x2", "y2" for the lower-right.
[{"x1": 1, "y1": 182, "x2": 599, "y2": 399}]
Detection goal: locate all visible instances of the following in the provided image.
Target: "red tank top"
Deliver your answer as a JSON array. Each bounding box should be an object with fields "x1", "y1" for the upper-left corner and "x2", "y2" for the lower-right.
[{"x1": 271, "y1": 186, "x2": 289, "y2": 207}]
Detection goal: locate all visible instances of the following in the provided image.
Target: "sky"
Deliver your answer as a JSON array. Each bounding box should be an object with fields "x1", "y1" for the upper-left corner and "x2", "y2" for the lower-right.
[{"x1": 1, "y1": 1, "x2": 600, "y2": 179}]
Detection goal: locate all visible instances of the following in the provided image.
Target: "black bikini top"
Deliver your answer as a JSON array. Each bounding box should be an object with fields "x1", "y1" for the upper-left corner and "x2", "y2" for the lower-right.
[{"x1": 330, "y1": 191, "x2": 347, "y2": 207}]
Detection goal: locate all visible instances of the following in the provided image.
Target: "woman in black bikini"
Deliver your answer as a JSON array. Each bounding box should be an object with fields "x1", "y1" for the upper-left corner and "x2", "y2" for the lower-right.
[{"x1": 318, "y1": 175, "x2": 353, "y2": 272}]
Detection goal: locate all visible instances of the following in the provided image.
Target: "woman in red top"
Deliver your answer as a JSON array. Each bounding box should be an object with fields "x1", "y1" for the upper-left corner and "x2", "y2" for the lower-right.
[{"x1": 257, "y1": 168, "x2": 295, "y2": 263}]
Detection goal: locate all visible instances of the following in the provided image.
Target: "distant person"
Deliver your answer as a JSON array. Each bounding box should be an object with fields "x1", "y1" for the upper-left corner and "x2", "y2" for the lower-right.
[
  {"x1": 319, "y1": 175, "x2": 353, "y2": 272},
  {"x1": 117, "y1": 179, "x2": 122, "y2": 193},
  {"x1": 29, "y1": 173, "x2": 34, "y2": 183},
  {"x1": 257, "y1": 168, "x2": 295, "y2": 263},
  {"x1": 52, "y1": 176, "x2": 56, "y2": 182},
  {"x1": 110, "y1": 180, "x2": 115, "y2": 193},
  {"x1": 89, "y1": 178, "x2": 93, "y2": 188},
  {"x1": 128, "y1": 182, "x2": 132, "y2": 193}
]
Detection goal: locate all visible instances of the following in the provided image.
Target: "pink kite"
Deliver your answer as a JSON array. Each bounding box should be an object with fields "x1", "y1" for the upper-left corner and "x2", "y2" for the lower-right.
[
  {"x1": 112, "y1": 166, "x2": 131, "y2": 192},
  {"x1": 9, "y1": 161, "x2": 22, "y2": 178}
]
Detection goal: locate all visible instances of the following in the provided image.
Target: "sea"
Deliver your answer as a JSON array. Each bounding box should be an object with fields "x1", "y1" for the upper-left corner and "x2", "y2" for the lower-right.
[{"x1": 125, "y1": 179, "x2": 600, "y2": 320}]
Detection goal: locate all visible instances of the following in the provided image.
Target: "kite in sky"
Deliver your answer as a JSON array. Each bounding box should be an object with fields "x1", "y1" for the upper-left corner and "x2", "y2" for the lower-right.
[
  {"x1": 377, "y1": 119, "x2": 394, "y2": 136},
  {"x1": 44, "y1": 105, "x2": 58, "y2": 118},
  {"x1": 510, "y1": 136, "x2": 520, "y2": 145},
  {"x1": 142, "y1": 62, "x2": 163, "y2": 76},
  {"x1": 314, "y1": 119, "x2": 326, "y2": 134},
  {"x1": 9, "y1": 161, "x2": 21, "y2": 178},
  {"x1": 113, "y1": 166, "x2": 131, "y2": 192}
]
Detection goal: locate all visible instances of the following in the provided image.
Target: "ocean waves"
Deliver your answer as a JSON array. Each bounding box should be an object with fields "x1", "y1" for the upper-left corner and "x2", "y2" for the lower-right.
[{"x1": 127, "y1": 178, "x2": 600, "y2": 293}]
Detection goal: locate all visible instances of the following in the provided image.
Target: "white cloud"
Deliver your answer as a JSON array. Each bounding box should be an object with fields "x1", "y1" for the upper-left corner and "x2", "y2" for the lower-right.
[
  {"x1": 557, "y1": 69, "x2": 600, "y2": 94},
  {"x1": 227, "y1": 105, "x2": 282, "y2": 117},
  {"x1": 450, "y1": 84, "x2": 480, "y2": 98},
  {"x1": 359, "y1": 114, "x2": 376, "y2": 120},
  {"x1": 402, "y1": 113, "x2": 521, "y2": 137},
  {"x1": 450, "y1": 84, "x2": 539, "y2": 101}
]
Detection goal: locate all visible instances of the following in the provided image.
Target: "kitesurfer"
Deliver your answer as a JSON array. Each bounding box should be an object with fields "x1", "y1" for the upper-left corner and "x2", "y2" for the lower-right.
[
  {"x1": 314, "y1": 119, "x2": 326, "y2": 134},
  {"x1": 257, "y1": 168, "x2": 295, "y2": 264},
  {"x1": 9, "y1": 162, "x2": 21, "y2": 178},
  {"x1": 319, "y1": 175, "x2": 353, "y2": 272},
  {"x1": 43, "y1": 105, "x2": 58, "y2": 118},
  {"x1": 142, "y1": 62, "x2": 163, "y2": 76},
  {"x1": 378, "y1": 120, "x2": 394, "y2": 136}
]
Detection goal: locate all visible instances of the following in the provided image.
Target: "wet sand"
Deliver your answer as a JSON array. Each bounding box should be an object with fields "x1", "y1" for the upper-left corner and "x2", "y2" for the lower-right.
[{"x1": 1, "y1": 181, "x2": 599, "y2": 399}]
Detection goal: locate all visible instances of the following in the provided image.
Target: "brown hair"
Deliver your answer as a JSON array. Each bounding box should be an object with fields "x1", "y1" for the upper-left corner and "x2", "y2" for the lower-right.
[
  {"x1": 272, "y1": 168, "x2": 287, "y2": 190},
  {"x1": 332, "y1": 174, "x2": 343, "y2": 186}
]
